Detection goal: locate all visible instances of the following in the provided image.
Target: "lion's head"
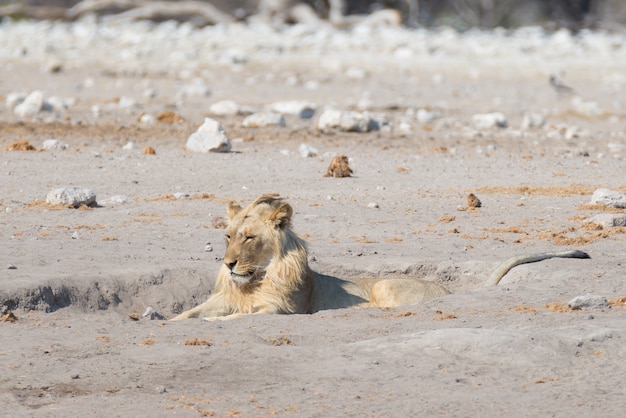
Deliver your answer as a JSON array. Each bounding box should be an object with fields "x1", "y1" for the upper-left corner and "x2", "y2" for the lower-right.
[{"x1": 222, "y1": 195, "x2": 298, "y2": 286}]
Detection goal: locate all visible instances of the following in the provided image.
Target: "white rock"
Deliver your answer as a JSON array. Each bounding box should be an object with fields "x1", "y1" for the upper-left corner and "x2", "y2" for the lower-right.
[
  {"x1": 42, "y1": 139, "x2": 69, "y2": 151},
  {"x1": 100, "y1": 195, "x2": 130, "y2": 205},
  {"x1": 416, "y1": 108, "x2": 442, "y2": 124},
  {"x1": 586, "y1": 213, "x2": 626, "y2": 228},
  {"x1": 571, "y1": 97, "x2": 603, "y2": 117},
  {"x1": 590, "y1": 188, "x2": 626, "y2": 208},
  {"x1": 14, "y1": 90, "x2": 45, "y2": 117},
  {"x1": 317, "y1": 109, "x2": 375, "y2": 132},
  {"x1": 269, "y1": 101, "x2": 316, "y2": 119},
  {"x1": 5, "y1": 92, "x2": 27, "y2": 109},
  {"x1": 472, "y1": 112, "x2": 508, "y2": 129},
  {"x1": 117, "y1": 96, "x2": 138, "y2": 111},
  {"x1": 521, "y1": 113, "x2": 546, "y2": 130},
  {"x1": 186, "y1": 118, "x2": 232, "y2": 153},
  {"x1": 568, "y1": 294, "x2": 609, "y2": 310},
  {"x1": 46, "y1": 187, "x2": 97, "y2": 208},
  {"x1": 122, "y1": 142, "x2": 136, "y2": 150},
  {"x1": 138, "y1": 113, "x2": 156, "y2": 125},
  {"x1": 176, "y1": 78, "x2": 211, "y2": 100},
  {"x1": 242, "y1": 112, "x2": 285, "y2": 128},
  {"x1": 367, "y1": 202, "x2": 380, "y2": 209},
  {"x1": 47, "y1": 96, "x2": 76, "y2": 112},
  {"x1": 209, "y1": 100, "x2": 241, "y2": 116},
  {"x1": 298, "y1": 143, "x2": 319, "y2": 158}
]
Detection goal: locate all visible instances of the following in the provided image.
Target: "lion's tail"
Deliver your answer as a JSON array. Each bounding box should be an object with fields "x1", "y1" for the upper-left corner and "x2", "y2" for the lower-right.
[{"x1": 484, "y1": 250, "x2": 590, "y2": 287}]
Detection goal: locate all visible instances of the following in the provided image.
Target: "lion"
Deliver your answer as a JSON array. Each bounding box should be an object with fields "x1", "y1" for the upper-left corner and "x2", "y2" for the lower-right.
[{"x1": 171, "y1": 195, "x2": 590, "y2": 321}]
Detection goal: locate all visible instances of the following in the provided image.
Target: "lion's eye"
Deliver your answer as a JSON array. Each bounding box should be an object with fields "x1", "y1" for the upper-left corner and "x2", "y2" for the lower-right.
[
  {"x1": 244, "y1": 236, "x2": 255, "y2": 243},
  {"x1": 225, "y1": 234, "x2": 231, "y2": 241}
]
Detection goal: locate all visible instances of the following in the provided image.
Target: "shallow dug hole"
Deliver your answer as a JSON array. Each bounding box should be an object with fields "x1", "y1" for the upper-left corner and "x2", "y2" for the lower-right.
[
  {"x1": 0, "y1": 268, "x2": 217, "y2": 317},
  {"x1": 0, "y1": 261, "x2": 483, "y2": 317}
]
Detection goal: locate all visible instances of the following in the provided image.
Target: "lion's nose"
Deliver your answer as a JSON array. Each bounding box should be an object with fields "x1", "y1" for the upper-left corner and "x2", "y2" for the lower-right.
[{"x1": 225, "y1": 260, "x2": 237, "y2": 271}]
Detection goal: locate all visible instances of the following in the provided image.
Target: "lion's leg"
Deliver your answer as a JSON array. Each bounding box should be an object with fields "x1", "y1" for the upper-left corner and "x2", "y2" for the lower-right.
[
  {"x1": 170, "y1": 296, "x2": 230, "y2": 321},
  {"x1": 369, "y1": 279, "x2": 450, "y2": 308}
]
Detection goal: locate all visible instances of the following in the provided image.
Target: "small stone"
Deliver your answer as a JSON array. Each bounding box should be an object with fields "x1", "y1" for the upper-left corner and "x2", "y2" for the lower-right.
[
  {"x1": 186, "y1": 118, "x2": 232, "y2": 153},
  {"x1": 521, "y1": 113, "x2": 546, "y2": 130},
  {"x1": 138, "y1": 113, "x2": 156, "y2": 125},
  {"x1": 242, "y1": 112, "x2": 285, "y2": 128},
  {"x1": 7, "y1": 264, "x2": 17, "y2": 270},
  {"x1": 367, "y1": 202, "x2": 380, "y2": 209},
  {"x1": 42, "y1": 139, "x2": 69, "y2": 151},
  {"x1": 71, "y1": 231, "x2": 82, "y2": 239},
  {"x1": 298, "y1": 143, "x2": 318, "y2": 158},
  {"x1": 173, "y1": 192, "x2": 190, "y2": 199},
  {"x1": 204, "y1": 244, "x2": 213, "y2": 252},
  {"x1": 586, "y1": 213, "x2": 626, "y2": 228},
  {"x1": 142, "y1": 307, "x2": 166, "y2": 320},
  {"x1": 117, "y1": 96, "x2": 138, "y2": 111},
  {"x1": 472, "y1": 112, "x2": 508, "y2": 129},
  {"x1": 416, "y1": 108, "x2": 442, "y2": 123},
  {"x1": 467, "y1": 193, "x2": 482, "y2": 208},
  {"x1": 122, "y1": 142, "x2": 136, "y2": 151},
  {"x1": 156, "y1": 110, "x2": 184, "y2": 124},
  {"x1": 47, "y1": 96, "x2": 75, "y2": 112},
  {"x1": 14, "y1": 90, "x2": 45, "y2": 117},
  {"x1": 43, "y1": 59, "x2": 63, "y2": 73},
  {"x1": 176, "y1": 78, "x2": 211, "y2": 100},
  {"x1": 209, "y1": 100, "x2": 241, "y2": 116},
  {"x1": 590, "y1": 188, "x2": 626, "y2": 208},
  {"x1": 5, "y1": 92, "x2": 27, "y2": 109},
  {"x1": 46, "y1": 187, "x2": 97, "y2": 208},
  {"x1": 100, "y1": 195, "x2": 130, "y2": 205},
  {"x1": 270, "y1": 101, "x2": 316, "y2": 119},
  {"x1": 324, "y1": 155, "x2": 353, "y2": 178},
  {"x1": 568, "y1": 294, "x2": 609, "y2": 310},
  {"x1": 317, "y1": 109, "x2": 376, "y2": 132},
  {"x1": 143, "y1": 146, "x2": 156, "y2": 155}
]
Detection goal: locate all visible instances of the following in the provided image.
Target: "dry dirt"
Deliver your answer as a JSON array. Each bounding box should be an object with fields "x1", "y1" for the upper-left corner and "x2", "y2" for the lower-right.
[{"x1": 1, "y1": 21, "x2": 626, "y2": 417}]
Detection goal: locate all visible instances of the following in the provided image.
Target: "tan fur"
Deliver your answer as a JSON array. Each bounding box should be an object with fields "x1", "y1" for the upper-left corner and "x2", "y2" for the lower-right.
[
  {"x1": 171, "y1": 196, "x2": 590, "y2": 321},
  {"x1": 171, "y1": 196, "x2": 449, "y2": 321}
]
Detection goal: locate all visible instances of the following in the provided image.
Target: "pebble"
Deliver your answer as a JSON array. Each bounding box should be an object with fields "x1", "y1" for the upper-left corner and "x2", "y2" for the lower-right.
[
  {"x1": 122, "y1": 142, "x2": 136, "y2": 151},
  {"x1": 42, "y1": 139, "x2": 69, "y2": 151},
  {"x1": 520, "y1": 113, "x2": 546, "y2": 130},
  {"x1": 46, "y1": 187, "x2": 97, "y2": 208},
  {"x1": 14, "y1": 90, "x2": 45, "y2": 117},
  {"x1": 138, "y1": 113, "x2": 156, "y2": 125},
  {"x1": 269, "y1": 101, "x2": 316, "y2": 119},
  {"x1": 209, "y1": 100, "x2": 241, "y2": 116},
  {"x1": 317, "y1": 109, "x2": 376, "y2": 132},
  {"x1": 142, "y1": 307, "x2": 166, "y2": 320},
  {"x1": 298, "y1": 143, "x2": 319, "y2": 158},
  {"x1": 416, "y1": 108, "x2": 442, "y2": 124},
  {"x1": 242, "y1": 112, "x2": 285, "y2": 128},
  {"x1": 185, "y1": 118, "x2": 232, "y2": 153},
  {"x1": 590, "y1": 188, "x2": 626, "y2": 208},
  {"x1": 472, "y1": 112, "x2": 508, "y2": 129},
  {"x1": 586, "y1": 213, "x2": 626, "y2": 228},
  {"x1": 5, "y1": 92, "x2": 27, "y2": 109},
  {"x1": 367, "y1": 202, "x2": 380, "y2": 209},
  {"x1": 100, "y1": 195, "x2": 130, "y2": 205},
  {"x1": 568, "y1": 294, "x2": 609, "y2": 310}
]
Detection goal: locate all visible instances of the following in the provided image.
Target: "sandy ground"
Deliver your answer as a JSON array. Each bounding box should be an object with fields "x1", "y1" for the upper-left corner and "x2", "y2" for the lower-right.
[{"x1": 1, "y1": 20, "x2": 626, "y2": 416}]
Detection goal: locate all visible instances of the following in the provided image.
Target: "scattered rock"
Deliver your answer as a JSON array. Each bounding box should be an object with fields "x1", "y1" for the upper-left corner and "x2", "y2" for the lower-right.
[
  {"x1": 138, "y1": 113, "x2": 156, "y2": 125},
  {"x1": 14, "y1": 90, "x2": 46, "y2": 117},
  {"x1": 367, "y1": 202, "x2": 380, "y2": 209},
  {"x1": 416, "y1": 108, "x2": 442, "y2": 124},
  {"x1": 5, "y1": 91, "x2": 27, "y2": 109},
  {"x1": 185, "y1": 118, "x2": 232, "y2": 153},
  {"x1": 4, "y1": 140, "x2": 36, "y2": 151},
  {"x1": 317, "y1": 109, "x2": 377, "y2": 132},
  {"x1": 590, "y1": 188, "x2": 626, "y2": 208},
  {"x1": 122, "y1": 142, "x2": 136, "y2": 151},
  {"x1": 46, "y1": 187, "x2": 97, "y2": 208},
  {"x1": 242, "y1": 112, "x2": 285, "y2": 128},
  {"x1": 156, "y1": 110, "x2": 184, "y2": 124},
  {"x1": 467, "y1": 193, "x2": 482, "y2": 208},
  {"x1": 298, "y1": 143, "x2": 318, "y2": 158},
  {"x1": 47, "y1": 96, "x2": 75, "y2": 112},
  {"x1": 142, "y1": 307, "x2": 166, "y2": 320},
  {"x1": 521, "y1": 113, "x2": 546, "y2": 130},
  {"x1": 586, "y1": 213, "x2": 626, "y2": 228},
  {"x1": 42, "y1": 139, "x2": 69, "y2": 151},
  {"x1": 568, "y1": 294, "x2": 609, "y2": 310},
  {"x1": 325, "y1": 155, "x2": 353, "y2": 178},
  {"x1": 472, "y1": 112, "x2": 508, "y2": 129},
  {"x1": 270, "y1": 101, "x2": 316, "y2": 119},
  {"x1": 209, "y1": 100, "x2": 241, "y2": 116}
]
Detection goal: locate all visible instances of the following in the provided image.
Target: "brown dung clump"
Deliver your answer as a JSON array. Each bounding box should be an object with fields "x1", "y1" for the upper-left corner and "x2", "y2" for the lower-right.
[{"x1": 324, "y1": 155, "x2": 353, "y2": 178}]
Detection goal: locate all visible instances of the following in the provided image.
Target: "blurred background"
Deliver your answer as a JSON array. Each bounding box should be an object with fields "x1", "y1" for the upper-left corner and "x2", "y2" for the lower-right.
[{"x1": 1, "y1": 0, "x2": 625, "y2": 31}]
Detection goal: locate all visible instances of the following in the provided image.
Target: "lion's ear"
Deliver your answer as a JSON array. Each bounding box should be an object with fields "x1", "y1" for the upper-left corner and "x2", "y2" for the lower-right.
[
  {"x1": 269, "y1": 203, "x2": 292, "y2": 229},
  {"x1": 227, "y1": 202, "x2": 243, "y2": 220}
]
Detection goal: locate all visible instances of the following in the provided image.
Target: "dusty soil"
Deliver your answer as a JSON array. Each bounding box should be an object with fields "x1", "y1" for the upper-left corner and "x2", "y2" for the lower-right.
[{"x1": 1, "y1": 20, "x2": 626, "y2": 416}]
